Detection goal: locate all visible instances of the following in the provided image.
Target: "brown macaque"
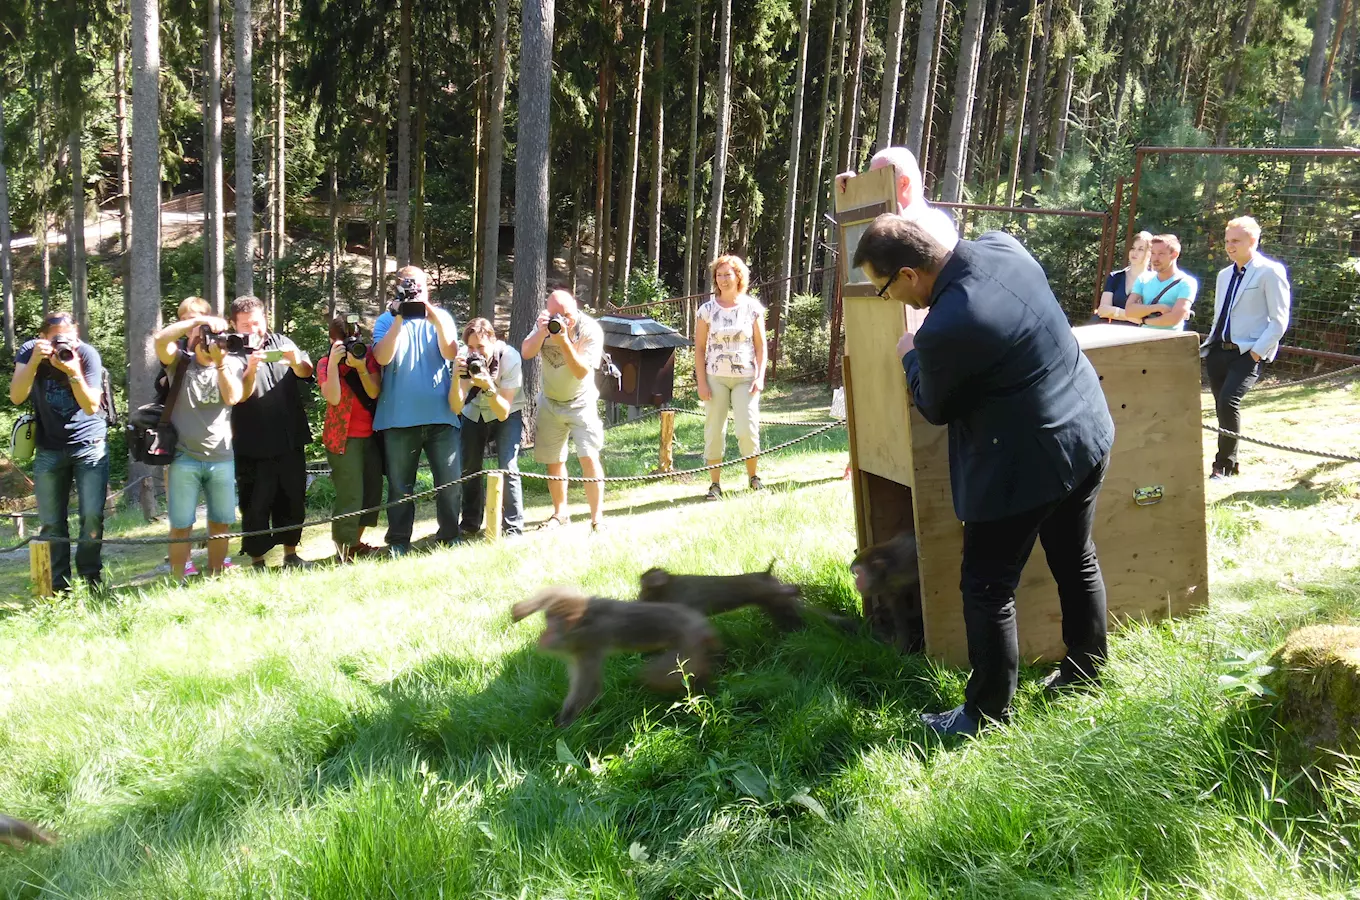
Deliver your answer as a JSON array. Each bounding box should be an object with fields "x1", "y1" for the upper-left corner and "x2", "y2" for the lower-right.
[
  {"x1": 851, "y1": 531, "x2": 924, "y2": 653},
  {"x1": 637, "y1": 564, "x2": 858, "y2": 634},
  {"x1": 0, "y1": 813, "x2": 55, "y2": 849},
  {"x1": 512, "y1": 586, "x2": 721, "y2": 726}
]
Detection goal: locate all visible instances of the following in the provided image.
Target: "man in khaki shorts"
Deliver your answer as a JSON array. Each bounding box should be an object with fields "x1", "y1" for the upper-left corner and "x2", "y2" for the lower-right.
[{"x1": 522, "y1": 289, "x2": 607, "y2": 531}]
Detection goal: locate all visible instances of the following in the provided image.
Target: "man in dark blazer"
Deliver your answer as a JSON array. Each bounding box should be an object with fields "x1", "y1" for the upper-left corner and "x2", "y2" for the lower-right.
[
  {"x1": 852, "y1": 214, "x2": 1116, "y2": 736},
  {"x1": 1201, "y1": 216, "x2": 1291, "y2": 479}
]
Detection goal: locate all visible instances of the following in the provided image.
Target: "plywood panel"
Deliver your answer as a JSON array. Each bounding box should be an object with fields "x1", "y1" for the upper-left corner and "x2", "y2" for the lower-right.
[
  {"x1": 914, "y1": 327, "x2": 1209, "y2": 667},
  {"x1": 843, "y1": 302, "x2": 916, "y2": 485}
]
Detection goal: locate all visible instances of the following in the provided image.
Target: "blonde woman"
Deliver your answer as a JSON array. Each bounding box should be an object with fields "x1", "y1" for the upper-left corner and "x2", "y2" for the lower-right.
[
  {"x1": 1096, "y1": 230, "x2": 1152, "y2": 324},
  {"x1": 696, "y1": 255, "x2": 767, "y2": 500}
]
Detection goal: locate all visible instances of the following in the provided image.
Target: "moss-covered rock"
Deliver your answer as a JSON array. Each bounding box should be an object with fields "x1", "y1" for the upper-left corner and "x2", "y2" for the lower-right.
[{"x1": 1264, "y1": 625, "x2": 1360, "y2": 770}]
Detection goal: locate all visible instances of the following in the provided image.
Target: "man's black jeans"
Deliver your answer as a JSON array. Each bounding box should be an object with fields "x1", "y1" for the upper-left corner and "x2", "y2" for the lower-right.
[
  {"x1": 960, "y1": 453, "x2": 1111, "y2": 723},
  {"x1": 1205, "y1": 345, "x2": 1262, "y2": 474}
]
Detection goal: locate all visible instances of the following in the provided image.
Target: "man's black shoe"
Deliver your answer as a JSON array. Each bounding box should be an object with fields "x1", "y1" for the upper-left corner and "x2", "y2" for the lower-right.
[{"x1": 1038, "y1": 669, "x2": 1100, "y2": 698}]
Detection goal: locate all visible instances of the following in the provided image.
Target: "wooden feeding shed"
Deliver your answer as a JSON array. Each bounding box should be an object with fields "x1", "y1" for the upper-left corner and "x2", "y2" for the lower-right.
[
  {"x1": 835, "y1": 166, "x2": 1209, "y2": 667},
  {"x1": 596, "y1": 315, "x2": 692, "y2": 408}
]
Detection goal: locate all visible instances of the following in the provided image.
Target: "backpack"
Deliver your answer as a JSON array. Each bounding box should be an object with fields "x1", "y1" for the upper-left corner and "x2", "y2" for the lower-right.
[
  {"x1": 100, "y1": 369, "x2": 119, "y2": 427},
  {"x1": 9, "y1": 415, "x2": 37, "y2": 463},
  {"x1": 126, "y1": 353, "x2": 190, "y2": 466}
]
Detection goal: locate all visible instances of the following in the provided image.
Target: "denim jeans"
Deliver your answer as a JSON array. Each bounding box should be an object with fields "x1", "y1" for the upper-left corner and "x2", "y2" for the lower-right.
[
  {"x1": 167, "y1": 453, "x2": 238, "y2": 529},
  {"x1": 33, "y1": 443, "x2": 110, "y2": 592},
  {"x1": 460, "y1": 411, "x2": 525, "y2": 535},
  {"x1": 382, "y1": 423, "x2": 461, "y2": 548}
]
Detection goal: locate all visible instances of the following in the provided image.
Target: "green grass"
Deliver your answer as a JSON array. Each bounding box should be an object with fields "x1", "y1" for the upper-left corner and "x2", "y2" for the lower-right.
[{"x1": 1, "y1": 380, "x2": 1359, "y2": 897}]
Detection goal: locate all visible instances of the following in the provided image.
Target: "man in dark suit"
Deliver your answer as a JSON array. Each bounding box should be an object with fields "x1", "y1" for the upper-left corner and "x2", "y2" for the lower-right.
[
  {"x1": 1201, "y1": 215, "x2": 1291, "y2": 479},
  {"x1": 852, "y1": 214, "x2": 1116, "y2": 736}
]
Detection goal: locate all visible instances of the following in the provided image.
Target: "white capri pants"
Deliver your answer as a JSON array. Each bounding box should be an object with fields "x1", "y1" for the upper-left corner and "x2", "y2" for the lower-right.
[{"x1": 704, "y1": 373, "x2": 761, "y2": 460}]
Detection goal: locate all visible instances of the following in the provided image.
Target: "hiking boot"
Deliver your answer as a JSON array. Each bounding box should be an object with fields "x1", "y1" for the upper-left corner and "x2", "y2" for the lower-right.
[
  {"x1": 1038, "y1": 669, "x2": 1100, "y2": 698},
  {"x1": 920, "y1": 704, "x2": 980, "y2": 737},
  {"x1": 282, "y1": 554, "x2": 309, "y2": 569},
  {"x1": 705, "y1": 483, "x2": 723, "y2": 501}
]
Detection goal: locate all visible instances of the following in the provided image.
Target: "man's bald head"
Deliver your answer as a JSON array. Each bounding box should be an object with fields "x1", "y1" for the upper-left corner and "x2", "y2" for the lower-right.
[
  {"x1": 546, "y1": 290, "x2": 578, "y2": 316},
  {"x1": 869, "y1": 147, "x2": 925, "y2": 209}
]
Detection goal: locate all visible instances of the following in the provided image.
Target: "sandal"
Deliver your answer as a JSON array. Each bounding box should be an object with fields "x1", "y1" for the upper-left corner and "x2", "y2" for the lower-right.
[{"x1": 539, "y1": 515, "x2": 568, "y2": 530}]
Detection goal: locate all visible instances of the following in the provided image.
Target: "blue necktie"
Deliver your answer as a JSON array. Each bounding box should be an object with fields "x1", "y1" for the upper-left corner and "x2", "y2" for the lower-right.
[{"x1": 1210, "y1": 266, "x2": 1244, "y2": 345}]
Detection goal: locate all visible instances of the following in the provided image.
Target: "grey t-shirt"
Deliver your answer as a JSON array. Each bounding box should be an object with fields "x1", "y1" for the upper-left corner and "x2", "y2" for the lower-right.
[
  {"x1": 168, "y1": 352, "x2": 245, "y2": 462},
  {"x1": 539, "y1": 314, "x2": 604, "y2": 403},
  {"x1": 465, "y1": 342, "x2": 527, "y2": 423}
]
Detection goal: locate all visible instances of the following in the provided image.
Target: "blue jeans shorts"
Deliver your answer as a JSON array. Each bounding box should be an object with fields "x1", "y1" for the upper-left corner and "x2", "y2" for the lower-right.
[{"x1": 168, "y1": 452, "x2": 238, "y2": 529}]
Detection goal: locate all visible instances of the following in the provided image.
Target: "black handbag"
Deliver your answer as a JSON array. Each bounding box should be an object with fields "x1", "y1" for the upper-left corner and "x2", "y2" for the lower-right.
[{"x1": 126, "y1": 351, "x2": 190, "y2": 466}]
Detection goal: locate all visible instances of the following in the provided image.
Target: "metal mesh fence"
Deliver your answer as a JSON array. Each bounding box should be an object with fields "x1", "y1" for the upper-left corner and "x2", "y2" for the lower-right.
[{"x1": 1125, "y1": 147, "x2": 1360, "y2": 373}]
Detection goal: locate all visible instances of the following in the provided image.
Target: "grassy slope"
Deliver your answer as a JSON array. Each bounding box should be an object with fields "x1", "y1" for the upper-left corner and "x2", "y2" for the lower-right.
[{"x1": 0, "y1": 380, "x2": 1357, "y2": 898}]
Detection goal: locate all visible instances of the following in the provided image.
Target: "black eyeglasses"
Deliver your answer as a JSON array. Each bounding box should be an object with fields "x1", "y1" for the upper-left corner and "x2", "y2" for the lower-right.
[{"x1": 876, "y1": 270, "x2": 900, "y2": 298}]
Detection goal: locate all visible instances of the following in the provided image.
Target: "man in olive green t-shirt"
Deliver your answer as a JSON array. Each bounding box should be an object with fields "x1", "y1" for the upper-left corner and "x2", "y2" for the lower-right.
[{"x1": 521, "y1": 289, "x2": 607, "y2": 531}]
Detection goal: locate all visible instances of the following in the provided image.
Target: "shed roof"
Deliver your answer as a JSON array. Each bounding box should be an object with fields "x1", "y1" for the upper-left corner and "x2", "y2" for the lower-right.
[{"x1": 598, "y1": 315, "x2": 692, "y2": 350}]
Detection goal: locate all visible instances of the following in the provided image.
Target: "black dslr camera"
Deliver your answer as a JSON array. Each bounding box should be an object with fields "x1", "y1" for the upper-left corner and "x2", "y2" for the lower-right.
[
  {"x1": 50, "y1": 335, "x2": 78, "y2": 363},
  {"x1": 465, "y1": 350, "x2": 487, "y2": 377},
  {"x1": 389, "y1": 276, "x2": 426, "y2": 319},
  {"x1": 196, "y1": 324, "x2": 258, "y2": 355},
  {"x1": 342, "y1": 314, "x2": 368, "y2": 359},
  {"x1": 546, "y1": 314, "x2": 567, "y2": 335}
]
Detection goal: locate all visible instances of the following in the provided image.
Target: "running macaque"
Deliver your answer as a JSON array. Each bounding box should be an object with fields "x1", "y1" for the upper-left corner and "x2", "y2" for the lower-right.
[
  {"x1": 637, "y1": 564, "x2": 858, "y2": 633},
  {"x1": 850, "y1": 531, "x2": 924, "y2": 653},
  {"x1": 0, "y1": 813, "x2": 55, "y2": 849},
  {"x1": 512, "y1": 586, "x2": 720, "y2": 726}
]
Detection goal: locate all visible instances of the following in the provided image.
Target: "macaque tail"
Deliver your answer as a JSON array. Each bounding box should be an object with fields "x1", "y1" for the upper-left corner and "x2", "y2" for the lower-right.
[{"x1": 512, "y1": 586, "x2": 589, "y2": 622}]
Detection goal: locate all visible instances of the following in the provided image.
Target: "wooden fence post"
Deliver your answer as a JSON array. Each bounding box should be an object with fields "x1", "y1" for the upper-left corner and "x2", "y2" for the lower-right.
[
  {"x1": 30, "y1": 540, "x2": 53, "y2": 598},
  {"x1": 483, "y1": 472, "x2": 504, "y2": 541},
  {"x1": 658, "y1": 410, "x2": 676, "y2": 472}
]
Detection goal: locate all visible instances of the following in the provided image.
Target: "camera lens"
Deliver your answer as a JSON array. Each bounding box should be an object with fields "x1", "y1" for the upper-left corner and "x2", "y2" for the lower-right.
[
  {"x1": 467, "y1": 357, "x2": 483, "y2": 375},
  {"x1": 547, "y1": 317, "x2": 563, "y2": 335}
]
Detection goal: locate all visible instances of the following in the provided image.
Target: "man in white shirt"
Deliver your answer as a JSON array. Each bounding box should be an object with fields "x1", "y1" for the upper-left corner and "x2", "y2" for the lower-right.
[{"x1": 1201, "y1": 216, "x2": 1291, "y2": 479}]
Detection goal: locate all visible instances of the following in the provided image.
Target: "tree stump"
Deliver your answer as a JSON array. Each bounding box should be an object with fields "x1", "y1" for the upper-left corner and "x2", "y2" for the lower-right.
[{"x1": 1264, "y1": 625, "x2": 1360, "y2": 771}]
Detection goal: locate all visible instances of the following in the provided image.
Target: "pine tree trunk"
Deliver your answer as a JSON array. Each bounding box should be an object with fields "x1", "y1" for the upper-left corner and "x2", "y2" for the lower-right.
[
  {"x1": 480, "y1": 0, "x2": 511, "y2": 320},
  {"x1": 705, "y1": 0, "x2": 733, "y2": 294},
  {"x1": 206, "y1": 0, "x2": 225, "y2": 312},
  {"x1": 904, "y1": 0, "x2": 941, "y2": 156},
  {"x1": 836, "y1": 0, "x2": 867, "y2": 172},
  {"x1": 682, "y1": 0, "x2": 703, "y2": 299},
  {"x1": 1050, "y1": 0, "x2": 1079, "y2": 178},
  {"x1": 778, "y1": 0, "x2": 813, "y2": 318},
  {"x1": 68, "y1": 0, "x2": 89, "y2": 336},
  {"x1": 472, "y1": 56, "x2": 484, "y2": 305},
  {"x1": 569, "y1": 182, "x2": 583, "y2": 294},
  {"x1": 1321, "y1": 0, "x2": 1351, "y2": 94},
  {"x1": 920, "y1": 1, "x2": 946, "y2": 187},
  {"x1": 1305, "y1": 0, "x2": 1340, "y2": 102},
  {"x1": 235, "y1": 0, "x2": 254, "y2": 296},
  {"x1": 1022, "y1": 0, "x2": 1055, "y2": 196},
  {"x1": 131, "y1": 0, "x2": 165, "y2": 516},
  {"x1": 941, "y1": 0, "x2": 987, "y2": 203},
  {"x1": 272, "y1": 0, "x2": 286, "y2": 328},
  {"x1": 878, "y1": 0, "x2": 907, "y2": 150},
  {"x1": 617, "y1": 0, "x2": 652, "y2": 293},
  {"x1": 0, "y1": 85, "x2": 13, "y2": 353},
  {"x1": 413, "y1": 37, "x2": 428, "y2": 267},
  {"x1": 594, "y1": 35, "x2": 616, "y2": 307},
  {"x1": 804, "y1": 0, "x2": 842, "y2": 280},
  {"x1": 647, "y1": 0, "x2": 666, "y2": 273},
  {"x1": 513, "y1": 0, "x2": 556, "y2": 436},
  {"x1": 1110, "y1": 0, "x2": 1137, "y2": 131},
  {"x1": 328, "y1": 150, "x2": 340, "y2": 317},
  {"x1": 396, "y1": 0, "x2": 412, "y2": 266},
  {"x1": 1006, "y1": 0, "x2": 1038, "y2": 206},
  {"x1": 600, "y1": 114, "x2": 616, "y2": 303},
  {"x1": 115, "y1": 22, "x2": 133, "y2": 262}
]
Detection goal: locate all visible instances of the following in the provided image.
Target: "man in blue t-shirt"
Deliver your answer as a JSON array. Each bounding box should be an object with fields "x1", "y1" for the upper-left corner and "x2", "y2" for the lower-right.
[
  {"x1": 8, "y1": 311, "x2": 109, "y2": 592},
  {"x1": 372, "y1": 265, "x2": 463, "y2": 554},
  {"x1": 1123, "y1": 234, "x2": 1198, "y2": 331}
]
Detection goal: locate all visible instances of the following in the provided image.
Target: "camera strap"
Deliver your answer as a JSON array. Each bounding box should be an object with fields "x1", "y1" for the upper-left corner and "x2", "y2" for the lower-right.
[
  {"x1": 160, "y1": 349, "x2": 191, "y2": 425},
  {"x1": 343, "y1": 365, "x2": 378, "y2": 416}
]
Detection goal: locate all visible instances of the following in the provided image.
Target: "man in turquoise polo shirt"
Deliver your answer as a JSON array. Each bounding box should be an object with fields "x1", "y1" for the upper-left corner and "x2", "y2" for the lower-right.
[
  {"x1": 1122, "y1": 234, "x2": 1198, "y2": 331},
  {"x1": 372, "y1": 265, "x2": 463, "y2": 554}
]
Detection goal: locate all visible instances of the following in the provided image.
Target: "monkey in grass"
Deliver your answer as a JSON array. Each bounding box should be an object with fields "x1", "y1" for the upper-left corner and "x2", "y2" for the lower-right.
[
  {"x1": 512, "y1": 586, "x2": 721, "y2": 726},
  {"x1": 637, "y1": 563, "x2": 858, "y2": 634},
  {"x1": 850, "y1": 531, "x2": 924, "y2": 653},
  {"x1": 0, "y1": 813, "x2": 55, "y2": 849}
]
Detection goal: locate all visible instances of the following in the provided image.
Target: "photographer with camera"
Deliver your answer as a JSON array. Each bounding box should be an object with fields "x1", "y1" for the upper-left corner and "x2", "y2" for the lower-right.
[
  {"x1": 229, "y1": 296, "x2": 315, "y2": 569},
  {"x1": 153, "y1": 308, "x2": 248, "y2": 581},
  {"x1": 372, "y1": 266, "x2": 464, "y2": 554},
  {"x1": 9, "y1": 311, "x2": 110, "y2": 593},
  {"x1": 449, "y1": 317, "x2": 524, "y2": 537},
  {"x1": 318, "y1": 314, "x2": 383, "y2": 562},
  {"x1": 521, "y1": 289, "x2": 607, "y2": 531}
]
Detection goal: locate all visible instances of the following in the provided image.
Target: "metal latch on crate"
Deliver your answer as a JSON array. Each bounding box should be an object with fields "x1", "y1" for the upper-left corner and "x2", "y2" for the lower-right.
[{"x1": 1134, "y1": 485, "x2": 1164, "y2": 506}]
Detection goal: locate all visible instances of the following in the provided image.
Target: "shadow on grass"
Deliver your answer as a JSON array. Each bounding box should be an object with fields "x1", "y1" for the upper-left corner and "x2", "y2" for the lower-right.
[{"x1": 1213, "y1": 461, "x2": 1351, "y2": 510}]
